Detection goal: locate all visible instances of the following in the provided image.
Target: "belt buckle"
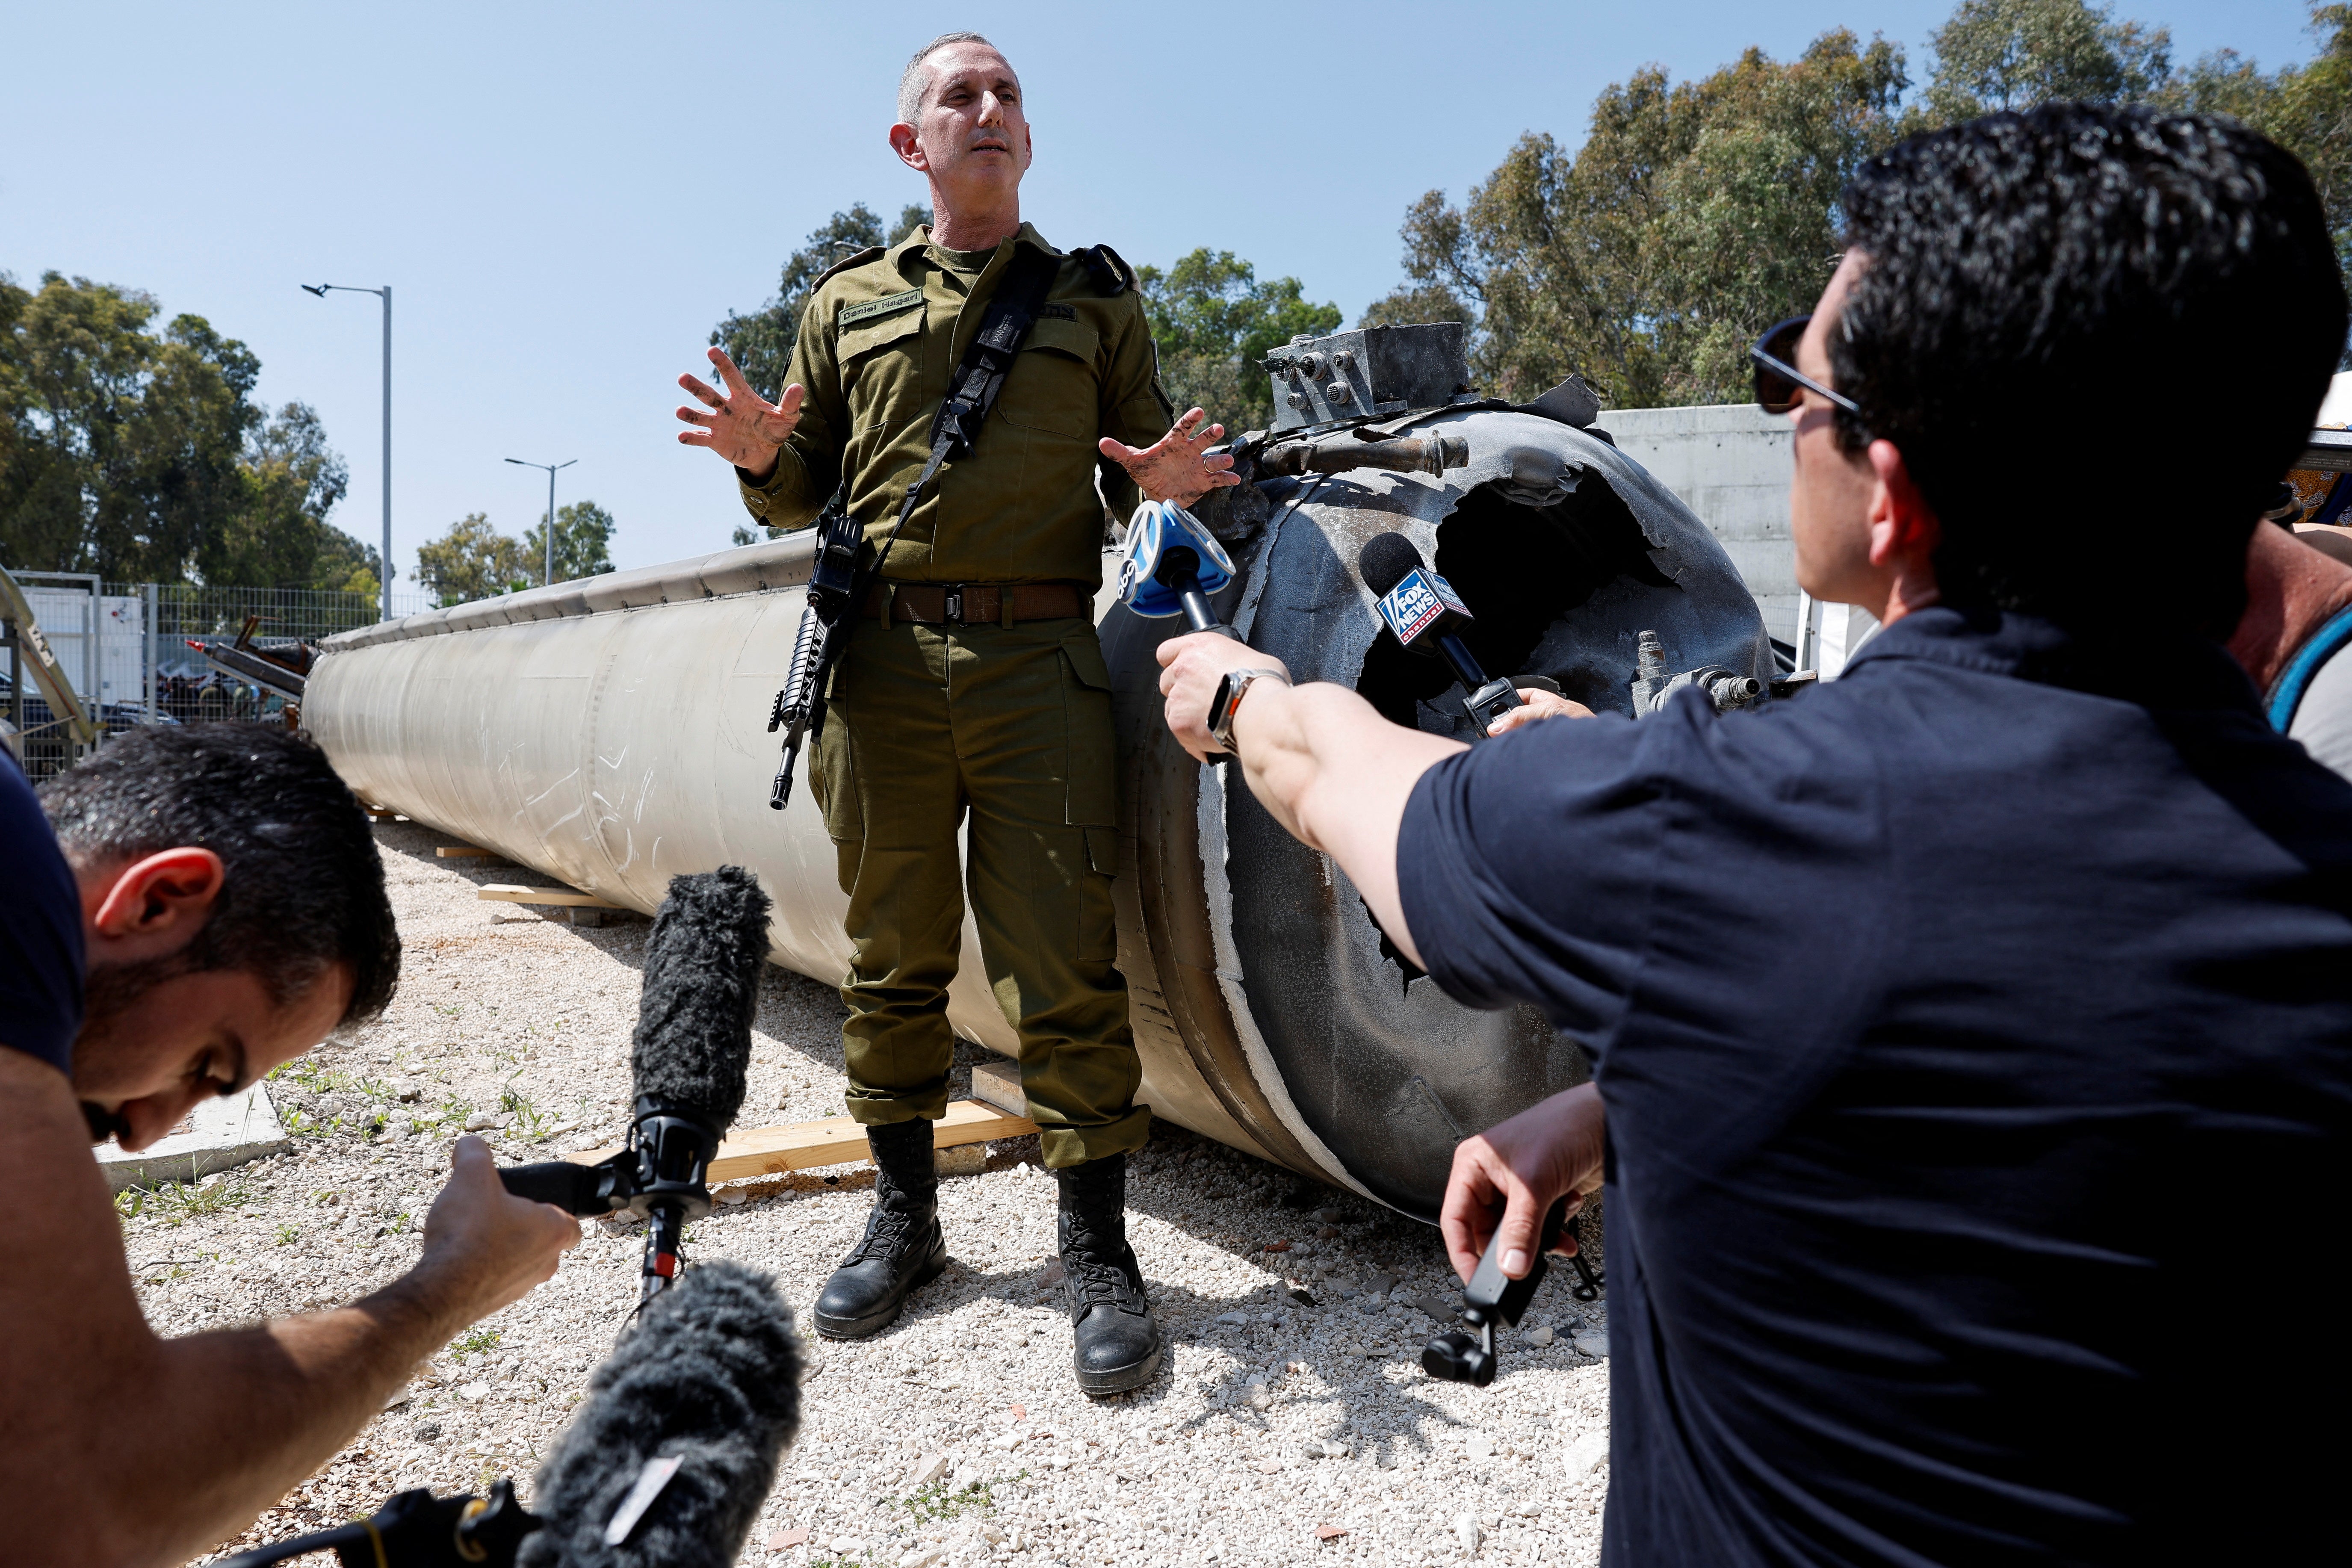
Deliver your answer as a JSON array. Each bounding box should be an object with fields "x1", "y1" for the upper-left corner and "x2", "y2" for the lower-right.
[{"x1": 943, "y1": 584, "x2": 966, "y2": 623}]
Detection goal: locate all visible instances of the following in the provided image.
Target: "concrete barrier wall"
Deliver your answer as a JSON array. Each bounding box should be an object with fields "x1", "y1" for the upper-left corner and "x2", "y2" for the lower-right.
[{"x1": 1602, "y1": 404, "x2": 1797, "y2": 647}]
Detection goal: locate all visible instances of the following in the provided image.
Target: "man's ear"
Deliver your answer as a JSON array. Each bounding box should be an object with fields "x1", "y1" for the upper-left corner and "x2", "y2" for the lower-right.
[
  {"x1": 1864, "y1": 438, "x2": 1941, "y2": 568},
  {"x1": 88, "y1": 848, "x2": 226, "y2": 956},
  {"x1": 890, "y1": 122, "x2": 928, "y2": 173}
]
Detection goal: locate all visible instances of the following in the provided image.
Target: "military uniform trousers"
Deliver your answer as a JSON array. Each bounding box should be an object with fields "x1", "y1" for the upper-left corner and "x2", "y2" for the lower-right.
[{"x1": 810, "y1": 612, "x2": 1147, "y2": 1169}]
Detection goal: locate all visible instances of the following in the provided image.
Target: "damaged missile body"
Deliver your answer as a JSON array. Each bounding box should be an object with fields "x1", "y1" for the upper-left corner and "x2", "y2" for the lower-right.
[{"x1": 304, "y1": 325, "x2": 1771, "y2": 1219}]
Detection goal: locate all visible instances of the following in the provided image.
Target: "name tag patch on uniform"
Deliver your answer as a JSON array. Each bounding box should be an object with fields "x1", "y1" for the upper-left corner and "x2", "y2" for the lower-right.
[
  {"x1": 839, "y1": 289, "x2": 923, "y2": 328},
  {"x1": 1040, "y1": 303, "x2": 1076, "y2": 321}
]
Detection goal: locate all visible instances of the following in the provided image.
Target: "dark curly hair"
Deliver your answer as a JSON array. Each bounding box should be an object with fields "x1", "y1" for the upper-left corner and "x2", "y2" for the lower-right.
[
  {"x1": 1832, "y1": 103, "x2": 2346, "y2": 636},
  {"x1": 39, "y1": 723, "x2": 399, "y2": 1028}
]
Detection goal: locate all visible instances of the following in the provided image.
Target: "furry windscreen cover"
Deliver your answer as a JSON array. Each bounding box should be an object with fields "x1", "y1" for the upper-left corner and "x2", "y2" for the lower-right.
[
  {"x1": 629, "y1": 866, "x2": 771, "y2": 1128},
  {"x1": 517, "y1": 1261, "x2": 801, "y2": 1567}
]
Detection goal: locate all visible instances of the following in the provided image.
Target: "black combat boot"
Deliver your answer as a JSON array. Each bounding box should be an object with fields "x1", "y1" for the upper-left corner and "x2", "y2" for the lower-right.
[
  {"x1": 1056, "y1": 1153, "x2": 1164, "y2": 1393},
  {"x1": 813, "y1": 1119, "x2": 946, "y2": 1339}
]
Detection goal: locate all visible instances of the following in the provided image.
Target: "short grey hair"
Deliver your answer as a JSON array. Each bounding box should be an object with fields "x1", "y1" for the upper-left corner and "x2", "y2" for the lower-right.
[{"x1": 897, "y1": 31, "x2": 999, "y2": 126}]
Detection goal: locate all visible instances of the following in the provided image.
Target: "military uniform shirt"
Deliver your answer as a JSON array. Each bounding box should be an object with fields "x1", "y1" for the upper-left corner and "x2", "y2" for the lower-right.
[{"x1": 738, "y1": 222, "x2": 1172, "y2": 589}]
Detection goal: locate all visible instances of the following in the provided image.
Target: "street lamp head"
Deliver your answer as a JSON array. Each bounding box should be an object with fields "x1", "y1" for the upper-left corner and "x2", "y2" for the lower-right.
[
  {"x1": 505, "y1": 457, "x2": 529, "y2": 466},
  {"x1": 300, "y1": 283, "x2": 329, "y2": 298}
]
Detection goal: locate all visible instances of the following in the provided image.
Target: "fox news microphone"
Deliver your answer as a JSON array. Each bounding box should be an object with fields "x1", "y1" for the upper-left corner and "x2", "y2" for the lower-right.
[
  {"x1": 499, "y1": 867, "x2": 771, "y2": 1302},
  {"x1": 1358, "y1": 532, "x2": 1523, "y2": 737},
  {"x1": 216, "y1": 1262, "x2": 801, "y2": 1568},
  {"x1": 1117, "y1": 499, "x2": 1242, "y2": 639}
]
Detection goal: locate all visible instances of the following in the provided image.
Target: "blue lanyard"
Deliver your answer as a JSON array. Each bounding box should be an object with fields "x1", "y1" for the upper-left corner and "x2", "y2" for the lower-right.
[{"x1": 2267, "y1": 603, "x2": 2352, "y2": 732}]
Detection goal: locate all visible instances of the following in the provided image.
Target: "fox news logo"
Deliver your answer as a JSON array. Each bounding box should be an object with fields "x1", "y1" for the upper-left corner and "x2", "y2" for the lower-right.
[{"x1": 1376, "y1": 569, "x2": 1470, "y2": 646}]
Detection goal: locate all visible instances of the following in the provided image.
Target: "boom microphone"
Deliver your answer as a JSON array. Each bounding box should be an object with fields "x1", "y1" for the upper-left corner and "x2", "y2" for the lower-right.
[
  {"x1": 218, "y1": 1263, "x2": 801, "y2": 1568},
  {"x1": 500, "y1": 867, "x2": 771, "y2": 1300},
  {"x1": 518, "y1": 1261, "x2": 802, "y2": 1568},
  {"x1": 1358, "y1": 533, "x2": 1523, "y2": 737}
]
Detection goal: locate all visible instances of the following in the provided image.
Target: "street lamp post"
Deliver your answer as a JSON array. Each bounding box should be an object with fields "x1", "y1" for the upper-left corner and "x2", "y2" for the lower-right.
[
  {"x1": 301, "y1": 283, "x2": 392, "y2": 621},
  {"x1": 506, "y1": 458, "x2": 578, "y2": 587}
]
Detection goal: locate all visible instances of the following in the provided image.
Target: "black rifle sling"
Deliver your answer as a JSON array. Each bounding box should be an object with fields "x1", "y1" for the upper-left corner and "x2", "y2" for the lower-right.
[
  {"x1": 869, "y1": 243, "x2": 1062, "y2": 581},
  {"x1": 766, "y1": 244, "x2": 1063, "y2": 808}
]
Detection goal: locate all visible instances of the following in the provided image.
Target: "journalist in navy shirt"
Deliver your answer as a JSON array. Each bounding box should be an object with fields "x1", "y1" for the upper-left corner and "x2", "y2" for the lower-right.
[
  {"x1": 1154, "y1": 106, "x2": 2352, "y2": 1563},
  {"x1": 1399, "y1": 607, "x2": 2352, "y2": 1561},
  {"x1": 0, "y1": 746, "x2": 83, "y2": 1076}
]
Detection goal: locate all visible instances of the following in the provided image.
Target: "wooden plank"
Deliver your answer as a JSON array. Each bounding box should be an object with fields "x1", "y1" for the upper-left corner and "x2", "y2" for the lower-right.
[
  {"x1": 436, "y1": 845, "x2": 504, "y2": 859},
  {"x1": 969, "y1": 1056, "x2": 1026, "y2": 1118},
  {"x1": 477, "y1": 883, "x2": 623, "y2": 910},
  {"x1": 564, "y1": 1098, "x2": 1039, "y2": 1183}
]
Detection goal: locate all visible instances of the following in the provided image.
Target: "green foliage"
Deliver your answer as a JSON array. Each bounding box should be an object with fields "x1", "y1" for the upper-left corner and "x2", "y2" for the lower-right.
[
  {"x1": 1391, "y1": 30, "x2": 1906, "y2": 406},
  {"x1": 0, "y1": 271, "x2": 377, "y2": 585},
  {"x1": 520, "y1": 499, "x2": 617, "y2": 585},
  {"x1": 1919, "y1": 0, "x2": 2170, "y2": 121},
  {"x1": 1383, "y1": 2, "x2": 2352, "y2": 405},
  {"x1": 415, "y1": 512, "x2": 528, "y2": 605},
  {"x1": 1137, "y1": 250, "x2": 1341, "y2": 432},
  {"x1": 451, "y1": 1326, "x2": 501, "y2": 1358},
  {"x1": 714, "y1": 202, "x2": 931, "y2": 402},
  {"x1": 115, "y1": 1173, "x2": 252, "y2": 1225},
  {"x1": 1356, "y1": 282, "x2": 1475, "y2": 334},
  {"x1": 2160, "y1": 6, "x2": 2352, "y2": 281},
  {"x1": 900, "y1": 1478, "x2": 999, "y2": 1525}
]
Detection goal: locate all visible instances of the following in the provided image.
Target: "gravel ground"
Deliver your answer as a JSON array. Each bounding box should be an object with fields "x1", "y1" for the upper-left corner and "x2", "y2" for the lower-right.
[{"x1": 140, "y1": 821, "x2": 1611, "y2": 1565}]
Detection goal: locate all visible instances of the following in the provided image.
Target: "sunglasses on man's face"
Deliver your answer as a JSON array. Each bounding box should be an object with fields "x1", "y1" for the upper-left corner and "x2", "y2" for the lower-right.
[{"x1": 1750, "y1": 315, "x2": 1867, "y2": 427}]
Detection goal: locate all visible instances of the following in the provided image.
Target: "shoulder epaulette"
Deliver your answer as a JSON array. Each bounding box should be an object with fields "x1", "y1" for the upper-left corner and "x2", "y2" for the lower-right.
[
  {"x1": 1074, "y1": 244, "x2": 1134, "y2": 296},
  {"x1": 809, "y1": 245, "x2": 887, "y2": 290}
]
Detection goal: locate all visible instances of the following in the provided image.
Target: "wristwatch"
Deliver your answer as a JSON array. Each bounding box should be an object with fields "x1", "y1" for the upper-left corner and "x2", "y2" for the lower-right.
[{"x1": 1207, "y1": 667, "x2": 1289, "y2": 755}]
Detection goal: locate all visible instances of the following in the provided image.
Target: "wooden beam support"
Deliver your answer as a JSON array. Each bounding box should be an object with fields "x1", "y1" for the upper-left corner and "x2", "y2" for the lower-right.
[
  {"x1": 564, "y1": 1098, "x2": 1038, "y2": 1183},
  {"x1": 477, "y1": 883, "x2": 624, "y2": 910}
]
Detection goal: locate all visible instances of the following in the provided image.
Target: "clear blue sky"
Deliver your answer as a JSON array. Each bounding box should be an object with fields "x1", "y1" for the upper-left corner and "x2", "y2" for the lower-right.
[{"x1": 2, "y1": 0, "x2": 2322, "y2": 581}]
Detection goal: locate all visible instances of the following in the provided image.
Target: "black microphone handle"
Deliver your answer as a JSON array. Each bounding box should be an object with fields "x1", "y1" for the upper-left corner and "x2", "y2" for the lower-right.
[
  {"x1": 499, "y1": 1160, "x2": 606, "y2": 1215},
  {"x1": 1157, "y1": 548, "x2": 1242, "y2": 641},
  {"x1": 1177, "y1": 581, "x2": 1242, "y2": 639},
  {"x1": 1434, "y1": 633, "x2": 1524, "y2": 735}
]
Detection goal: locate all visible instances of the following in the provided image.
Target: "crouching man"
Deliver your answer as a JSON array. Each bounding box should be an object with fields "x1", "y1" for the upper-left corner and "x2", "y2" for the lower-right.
[{"x1": 0, "y1": 725, "x2": 578, "y2": 1568}]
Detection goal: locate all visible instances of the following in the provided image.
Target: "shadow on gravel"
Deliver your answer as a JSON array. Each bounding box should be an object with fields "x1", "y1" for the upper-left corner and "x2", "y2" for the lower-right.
[{"x1": 369, "y1": 815, "x2": 1599, "y2": 1448}]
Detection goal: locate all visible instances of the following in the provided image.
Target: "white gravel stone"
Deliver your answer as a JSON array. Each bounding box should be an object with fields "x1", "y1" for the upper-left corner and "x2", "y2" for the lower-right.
[
  {"x1": 172, "y1": 822, "x2": 1616, "y2": 1565},
  {"x1": 1457, "y1": 1512, "x2": 1483, "y2": 1556},
  {"x1": 1564, "y1": 1429, "x2": 1610, "y2": 1479}
]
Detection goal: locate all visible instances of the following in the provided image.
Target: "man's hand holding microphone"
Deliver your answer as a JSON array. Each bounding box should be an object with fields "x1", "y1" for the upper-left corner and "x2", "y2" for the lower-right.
[{"x1": 401, "y1": 1136, "x2": 582, "y2": 1331}]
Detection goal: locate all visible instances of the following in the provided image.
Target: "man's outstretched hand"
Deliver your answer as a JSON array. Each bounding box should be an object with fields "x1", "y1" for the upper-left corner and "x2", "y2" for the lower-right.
[
  {"x1": 1440, "y1": 1083, "x2": 1607, "y2": 1285},
  {"x1": 677, "y1": 347, "x2": 804, "y2": 483},
  {"x1": 1101, "y1": 408, "x2": 1240, "y2": 507}
]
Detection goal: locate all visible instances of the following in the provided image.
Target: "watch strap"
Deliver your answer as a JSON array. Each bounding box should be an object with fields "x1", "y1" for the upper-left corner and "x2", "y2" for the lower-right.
[{"x1": 1208, "y1": 667, "x2": 1288, "y2": 753}]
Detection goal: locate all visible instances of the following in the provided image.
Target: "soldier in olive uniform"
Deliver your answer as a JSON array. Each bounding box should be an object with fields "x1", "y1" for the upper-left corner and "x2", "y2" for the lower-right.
[{"x1": 676, "y1": 32, "x2": 1235, "y2": 1393}]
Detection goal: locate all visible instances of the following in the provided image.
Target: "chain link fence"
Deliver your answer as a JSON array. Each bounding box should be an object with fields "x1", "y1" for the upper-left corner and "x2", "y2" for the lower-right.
[{"x1": 3, "y1": 574, "x2": 434, "y2": 781}]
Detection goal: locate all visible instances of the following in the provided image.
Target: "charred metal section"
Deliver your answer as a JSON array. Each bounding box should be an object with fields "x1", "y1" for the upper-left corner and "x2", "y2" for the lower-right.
[{"x1": 1104, "y1": 398, "x2": 1773, "y2": 1219}]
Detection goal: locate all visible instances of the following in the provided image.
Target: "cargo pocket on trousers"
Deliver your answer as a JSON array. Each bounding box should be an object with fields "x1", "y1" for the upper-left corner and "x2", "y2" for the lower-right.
[
  {"x1": 1059, "y1": 633, "x2": 1117, "y2": 827},
  {"x1": 813, "y1": 719, "x2": 863, "y2": 845},
  {"x1": 1080, "y1": 825, "x2": 1120, "y2": 962}
]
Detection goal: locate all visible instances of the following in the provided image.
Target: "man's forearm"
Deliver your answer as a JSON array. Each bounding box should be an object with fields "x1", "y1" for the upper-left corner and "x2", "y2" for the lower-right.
[
  {"x1": 1228, "y1": 680, "x2": 1464, "y2": 968},
  {"x1": 110, "y1": 1274, "x2": 477, "y2": 1566}
]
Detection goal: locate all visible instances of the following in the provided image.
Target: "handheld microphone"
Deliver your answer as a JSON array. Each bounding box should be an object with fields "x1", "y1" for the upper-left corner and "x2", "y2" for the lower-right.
[
  {"x1": 1357, "y1": 533, "x2": 1523, "y2": 737},
  {"x1": 1421, "y1": 1197, "x2": 1604, "y2": 1388},
  {"x1": 1117, "y1": 500, "x2": 1242, "y2": 639},
  {"x1": 518, "y1": 1261, "x2": 801, "y2": 1568},
  {"x1": 500, "y1": 867, "x2": 771, "y2": 1301}
]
